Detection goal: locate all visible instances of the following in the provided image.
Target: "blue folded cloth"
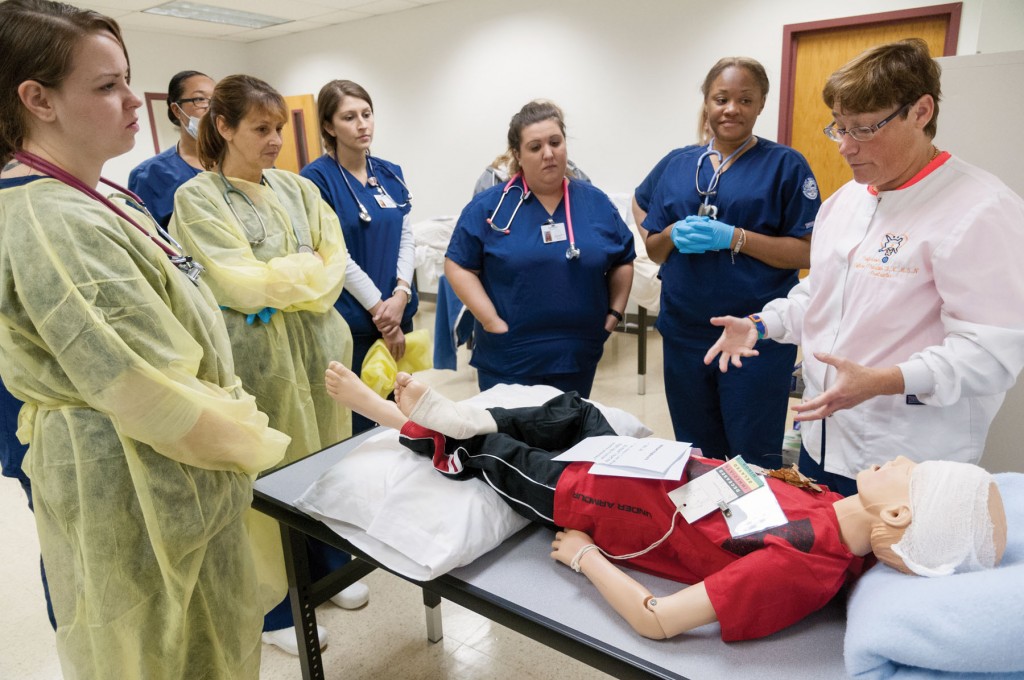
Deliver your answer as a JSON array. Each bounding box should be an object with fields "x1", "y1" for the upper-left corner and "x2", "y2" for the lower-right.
[{"x1": 844, "y1": 472, "x2": 1024, "y2": 679}]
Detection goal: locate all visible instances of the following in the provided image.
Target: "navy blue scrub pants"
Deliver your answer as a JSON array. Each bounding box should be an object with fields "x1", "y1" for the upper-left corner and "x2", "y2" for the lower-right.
[
  {"x1": 476, "y1": 365, "x2": 599, "y2": 400},
  {"x1": 663, "y1": 332, "x2": 796, "y2": 469}
]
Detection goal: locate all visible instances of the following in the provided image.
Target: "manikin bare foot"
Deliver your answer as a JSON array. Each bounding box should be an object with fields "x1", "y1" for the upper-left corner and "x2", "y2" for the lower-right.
[
  {"x1": 393, "y1": 371, "x2": 497, "y2": 439},
  {"x1": 325, "y1": 362, "x2": 407, "y2": 431}
]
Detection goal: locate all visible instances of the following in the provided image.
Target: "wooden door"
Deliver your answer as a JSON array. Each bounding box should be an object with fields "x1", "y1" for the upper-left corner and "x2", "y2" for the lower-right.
[
  {"x1": 276, "y1": 94, "x2": 322, "y2": 173},
  {"x1": 780, "y1": 5, "x2": 960, "y2": 201}
]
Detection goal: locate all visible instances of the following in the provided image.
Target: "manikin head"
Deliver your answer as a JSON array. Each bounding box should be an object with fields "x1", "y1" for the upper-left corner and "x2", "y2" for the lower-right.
[{"x1": 858, "y1": 457, "x2": 1007, "y2": 576}]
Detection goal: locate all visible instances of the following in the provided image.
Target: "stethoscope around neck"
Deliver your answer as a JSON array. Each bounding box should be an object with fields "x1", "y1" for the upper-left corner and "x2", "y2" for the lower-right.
[
  {"x1": 216, "y1": 169, "x2": 313, "y2": 254},
  {"x1": 13, "y1": 150, "x2": 205, "y2": 285},
  {"x1": 694, "y1": 135, "x2": 754, "y2": 219},
  {"x1": 487, "y1": 173, "x2": 579, "y2": 260},
  {"x1": 336, "y1": 153, "x2": 413, "y2": 224}
]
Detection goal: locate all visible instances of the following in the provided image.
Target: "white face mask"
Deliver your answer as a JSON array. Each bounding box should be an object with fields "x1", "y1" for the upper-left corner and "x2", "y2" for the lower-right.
[
  {"x1": 174, "y1": 103, "x2": 201, "y2": 139},
  {"x1": 183, "y1": 115, "x2": 201, "y2": 140}
]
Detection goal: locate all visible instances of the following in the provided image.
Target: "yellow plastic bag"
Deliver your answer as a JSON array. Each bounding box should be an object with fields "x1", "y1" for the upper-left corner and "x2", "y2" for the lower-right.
[{"x1": 360, "y1": 329, "x2": 433, "y2": 397}]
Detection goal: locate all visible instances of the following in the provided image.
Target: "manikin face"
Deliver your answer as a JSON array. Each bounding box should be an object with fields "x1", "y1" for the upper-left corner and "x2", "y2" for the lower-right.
[
  {"x1": 856, "y1": 455, "x2": 916, "y2": 512},
  {"x1": 704, "y1": 66, "x2": 766, "y2": 149},
  {"x1": 515, "y1": 118, "x2": 567, "y2": 192},
  {"x1": 830, "y1": 97, "x2": 928, "y2": 191},
  {"x1": 324, "y1": 95, "x2": 373, "y2": 156},
  {"x1": 219, "y1": 107, "x2": 285, "y2": 175},
  {"x1": 41, "y1": 32, "x2": 141, "y2": 167}
]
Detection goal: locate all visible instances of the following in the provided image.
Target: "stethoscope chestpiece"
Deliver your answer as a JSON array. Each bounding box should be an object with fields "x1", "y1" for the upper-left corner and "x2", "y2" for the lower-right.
[
  {"x1": 565, "y1": 244, "x2": 581, "y2": 260},
  {"x1": 358, "y1": 208, "x2": 372, "y2": 223}
]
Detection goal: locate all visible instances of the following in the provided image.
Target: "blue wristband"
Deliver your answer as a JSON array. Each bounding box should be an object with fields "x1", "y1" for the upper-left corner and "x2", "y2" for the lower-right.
[{"x1": 747, "y1": 314, "x2": 767, "y2": 340}]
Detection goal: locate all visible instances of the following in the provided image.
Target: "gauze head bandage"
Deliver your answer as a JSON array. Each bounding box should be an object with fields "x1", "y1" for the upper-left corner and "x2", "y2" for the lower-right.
[{"x1": 891, "y1": 460, "x2": 997, "y2": 577}]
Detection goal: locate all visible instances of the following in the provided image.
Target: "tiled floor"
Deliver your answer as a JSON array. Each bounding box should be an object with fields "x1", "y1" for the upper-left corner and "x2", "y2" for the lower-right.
[{"x1": 0, "y1": 301, "x2": 676, "y2": 680}]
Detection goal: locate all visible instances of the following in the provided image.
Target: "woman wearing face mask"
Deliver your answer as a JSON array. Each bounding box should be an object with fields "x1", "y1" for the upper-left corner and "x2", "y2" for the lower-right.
[
  {"x1": 170, "y1": 74, "x2": 367, "y2": 655},
  {"x1": 128, "y1": 70, "x2": 214, "y2": 228},
  {"x1": 445, "y1": 99, "x2": 635, "y2": 397},
  {"x1": 640, "y1": 57, "x2": 820, "y2": 470},
  {"x1": 300, "y1": 80, "x2": 416, "y2": 434}
]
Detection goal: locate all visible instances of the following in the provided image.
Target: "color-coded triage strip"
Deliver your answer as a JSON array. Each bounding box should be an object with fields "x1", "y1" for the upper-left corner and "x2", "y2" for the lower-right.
[{"x1": 714, "y1": 457, "x2": 764, "y2": 498}]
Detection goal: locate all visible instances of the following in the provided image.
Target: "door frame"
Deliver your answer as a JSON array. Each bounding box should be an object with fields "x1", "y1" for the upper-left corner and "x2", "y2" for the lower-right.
[{"x1": 777, "y1": 3, "x2": 962, "y2": 145}]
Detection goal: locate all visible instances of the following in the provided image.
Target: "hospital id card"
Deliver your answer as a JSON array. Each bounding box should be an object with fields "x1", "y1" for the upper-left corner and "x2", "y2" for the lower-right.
[
  {"x1": 668, "y1": 456, "x2": 764, "y2": 524},
  {"x1": 541, "y1": 221, "x2": 567, "y2": 244},
  {"x1": 374, "y1": 193, "x2": 398, "y2": 208}
]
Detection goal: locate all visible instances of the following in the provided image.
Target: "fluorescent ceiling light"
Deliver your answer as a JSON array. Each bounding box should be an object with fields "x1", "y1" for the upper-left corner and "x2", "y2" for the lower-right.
[{"x1": 144, "y1": 1, "x2": 291, "y2": 29}]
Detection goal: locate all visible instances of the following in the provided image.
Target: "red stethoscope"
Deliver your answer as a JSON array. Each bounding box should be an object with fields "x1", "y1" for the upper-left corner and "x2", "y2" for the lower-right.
[
  {"x1": 13, "y1": 150, "x2": 204, "y2": 284},
  {"x1": 486, "y1": 173, "x2": 579, "y2": 260}
]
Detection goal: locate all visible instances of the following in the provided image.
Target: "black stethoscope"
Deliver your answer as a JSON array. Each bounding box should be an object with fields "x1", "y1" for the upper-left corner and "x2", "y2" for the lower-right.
[
  {"x1": 487, "y1": 173, "x2": 579, "y2": 260},
  {"x1": 694, "y1": 136, "x2": 754, "y2": 219},
  {"x1": 13, "y1": 150, "x2": 204, "y2": 285},
  {"x1": 336, "y1": 153, "x2": 413, "y2": 224}
]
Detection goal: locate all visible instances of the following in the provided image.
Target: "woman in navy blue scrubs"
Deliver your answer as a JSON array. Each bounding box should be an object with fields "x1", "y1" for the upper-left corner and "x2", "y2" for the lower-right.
[
  {"x1": 301, "y1": 80, "x2": 416, "y2": 434},
  {"x1": 446, "y1": 100, "x2": 635, "y2": 398}
]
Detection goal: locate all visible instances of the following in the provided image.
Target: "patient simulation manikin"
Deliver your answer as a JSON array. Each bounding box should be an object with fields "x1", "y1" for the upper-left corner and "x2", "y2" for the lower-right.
[{"x1": 325, "y1": 363, "x2": 1008, "y2": 641}]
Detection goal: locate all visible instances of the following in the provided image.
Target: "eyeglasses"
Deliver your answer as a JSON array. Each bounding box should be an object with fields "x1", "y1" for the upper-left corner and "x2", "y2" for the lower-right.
[
  {"x1": 823, "y1": 103, "x2": 911, "y2": 142},
  {"x1": 177, "y1": 97, "x2": 210, "y2": 110}
]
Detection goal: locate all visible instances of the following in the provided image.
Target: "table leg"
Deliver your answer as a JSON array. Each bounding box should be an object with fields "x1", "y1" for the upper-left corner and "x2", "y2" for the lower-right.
[
  {"x1": 281, "y1": 523, "x2": 325, "y2": 680},
  {"x1": 422, "y1": 589, "x2": 444, "y2": 643}
]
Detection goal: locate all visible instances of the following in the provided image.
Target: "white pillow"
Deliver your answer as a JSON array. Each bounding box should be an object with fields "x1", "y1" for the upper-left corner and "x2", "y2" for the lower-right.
[{"x1": 293, "y1": 384, "x2": 651, "y2": 580}]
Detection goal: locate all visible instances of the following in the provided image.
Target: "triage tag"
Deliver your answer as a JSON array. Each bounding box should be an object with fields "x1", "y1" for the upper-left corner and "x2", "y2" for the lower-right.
[
  {"x1": 541, "y1": 221, "x2": 568, "y2": 244},
  {"x1": 668, "y1": 456, "x2": 764, "y2": 524}
]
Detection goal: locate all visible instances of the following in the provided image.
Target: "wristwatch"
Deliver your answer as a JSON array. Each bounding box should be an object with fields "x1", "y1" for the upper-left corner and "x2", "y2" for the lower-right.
[{"x1": 393, "y1": 284, "x2": 412, "y2": 303}]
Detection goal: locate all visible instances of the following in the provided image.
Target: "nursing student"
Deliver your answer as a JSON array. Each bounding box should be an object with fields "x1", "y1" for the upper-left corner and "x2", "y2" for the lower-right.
[
  {"x1": 169, "y1": 74, "x2": 367, "y2": 655},
  {"x1": 128, "y1": 69, "x2": 214, "y2": 227},
  {"x1": 0, "y1": 2, "x2": 290, "y2": 678},
  {"x1": 641, "y1": 57, "x2": 820, "y2": 468},
  {"x1": 705, "y1": 40, "x2": 1024, "y2": 495},
  {"x1": 300, "y1": 80, "x2": 416, "y2": 434},
  {"x1": 446, "y1": 100, "x2": 635, "y2": 397}
]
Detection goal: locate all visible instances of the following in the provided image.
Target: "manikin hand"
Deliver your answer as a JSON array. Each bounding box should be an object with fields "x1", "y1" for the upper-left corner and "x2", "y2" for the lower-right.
[
  {"x1": 550, "y1": 529, "x2": 596, "y2": 568},
  {"x1": 703, "y1": 315, "x2": 759, "y2": 372},
  {"x1": 792, "y1": 352, "x2": 904, "y2": 421}
]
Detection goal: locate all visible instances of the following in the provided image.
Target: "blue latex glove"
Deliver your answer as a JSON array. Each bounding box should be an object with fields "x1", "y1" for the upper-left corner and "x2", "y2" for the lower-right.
[
  {"x1": 245, "y1": 307, "x2": 278, "y2": 325},
  {"x1": 682, "y1": 214, "x2": 735, "y2": 251},
  {"x1": 671, "y1": 220, "x2": 711, "y2": 254}
]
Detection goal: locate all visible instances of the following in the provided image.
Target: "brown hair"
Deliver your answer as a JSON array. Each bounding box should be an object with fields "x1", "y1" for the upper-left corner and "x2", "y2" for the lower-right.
[
  {"x1": 822, "y1": 38, "x2": 941, "y2": 138},
  {"x1": 316, "y1": 79, "x2": 373, "y2": 153},
  {"x1": 0, "y1": 0, "x2": 128, "y2": 163},
  {"x1": 700, "y1": 57, "x2": 770, "y2": 101},
  {"x1": 506, "y1": 100, "x2": 566, "y2": 176},
  {"x1": 197, "y1": 74, "x2": 287, "y2": 170}
]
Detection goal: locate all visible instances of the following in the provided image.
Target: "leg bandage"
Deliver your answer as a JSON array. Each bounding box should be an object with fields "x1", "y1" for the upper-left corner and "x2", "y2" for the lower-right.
[{"x1": 406, "y1": 388, "x2": 497, "y2": 440}]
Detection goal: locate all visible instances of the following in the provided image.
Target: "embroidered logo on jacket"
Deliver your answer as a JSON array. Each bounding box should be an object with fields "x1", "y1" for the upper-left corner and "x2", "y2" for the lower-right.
[{"x1": 877, "y1": 233, "x2": 904, "y2": 263}]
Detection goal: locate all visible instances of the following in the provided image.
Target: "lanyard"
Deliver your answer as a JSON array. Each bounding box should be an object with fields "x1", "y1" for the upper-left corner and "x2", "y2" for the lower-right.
[{"x1": 13, "y1": 151, "x2": 204, "y2": 284}]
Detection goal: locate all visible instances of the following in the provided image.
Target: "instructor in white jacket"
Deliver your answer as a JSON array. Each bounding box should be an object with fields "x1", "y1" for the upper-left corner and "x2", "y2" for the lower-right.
[{"x1": 703, "y1": 38, "x2": 1024, "y2": 495}]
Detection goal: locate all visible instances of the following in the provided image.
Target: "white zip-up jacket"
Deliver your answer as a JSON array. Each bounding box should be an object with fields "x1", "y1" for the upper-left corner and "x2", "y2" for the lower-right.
[{"x1": 760, "y1": 154, "x2": 1024, "y2": 478}]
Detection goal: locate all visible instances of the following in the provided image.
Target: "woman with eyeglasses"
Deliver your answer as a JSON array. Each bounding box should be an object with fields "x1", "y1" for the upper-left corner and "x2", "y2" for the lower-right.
[
  {"x1": 445, "y1": 100, "x2": 635, "y2": 398},
  {"x1": 300, "y1": 80, "x2": 416, "y2": 434},
  {"x1": 705, "y1": 39, "x2": 1024, "y2": 495},
  {"x1": 639, "y1": 57, "x2": 820, "y2": 470},
  {"x1": 128, "y1": 70, "x2": 214, "y2": 227}
]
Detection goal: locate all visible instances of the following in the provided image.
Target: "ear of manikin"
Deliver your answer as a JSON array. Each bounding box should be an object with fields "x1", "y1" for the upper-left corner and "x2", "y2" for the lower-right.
[{"x1": 880, "y1": 502, "x2": 912, "y2": 529}]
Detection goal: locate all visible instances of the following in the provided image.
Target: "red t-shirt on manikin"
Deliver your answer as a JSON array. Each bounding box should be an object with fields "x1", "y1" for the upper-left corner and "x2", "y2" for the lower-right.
[{"x1": 553, "y1": 456, "x2": 867, "y2": 641}]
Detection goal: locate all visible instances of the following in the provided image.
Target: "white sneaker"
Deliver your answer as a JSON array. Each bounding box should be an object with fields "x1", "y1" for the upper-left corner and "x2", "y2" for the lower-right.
[
  {"x1": 261, "y1": 624, "x2": 329, "y2": 656},
  {"x1": 330, "y1": 581, "x2": 369, "y2": 610}
]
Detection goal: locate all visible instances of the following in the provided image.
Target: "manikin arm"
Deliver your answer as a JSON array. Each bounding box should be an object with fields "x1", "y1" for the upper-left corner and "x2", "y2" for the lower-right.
[{"x1": 551, "y1": 530, "x2": 717, "y2": 639}]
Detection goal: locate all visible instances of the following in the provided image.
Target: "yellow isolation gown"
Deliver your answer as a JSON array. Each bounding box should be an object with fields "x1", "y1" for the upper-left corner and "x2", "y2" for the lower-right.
[
  {"x1": 170, "y1": 169, "x2": 354, "y2": 612},
  {"x1": 0, "y1": 176, "x2": 290, "y2": 680}
]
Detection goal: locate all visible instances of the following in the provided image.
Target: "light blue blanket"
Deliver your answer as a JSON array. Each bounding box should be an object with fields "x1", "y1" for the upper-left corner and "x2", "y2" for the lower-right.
[{"x1": 844, "y1": 472, "x2": 1024, "y2": 679}]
